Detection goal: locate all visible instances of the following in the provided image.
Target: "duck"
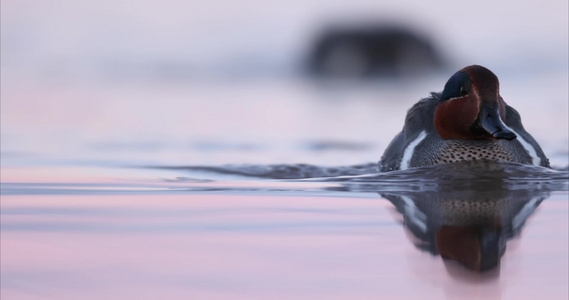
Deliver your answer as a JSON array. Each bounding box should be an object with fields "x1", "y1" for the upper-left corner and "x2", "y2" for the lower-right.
[{"x1": 379, "y1": 65, "x2": 550, "y2": 172}]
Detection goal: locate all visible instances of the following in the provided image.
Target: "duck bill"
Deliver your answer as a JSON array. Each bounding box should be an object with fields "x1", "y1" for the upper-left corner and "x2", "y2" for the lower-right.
[
  {"x1": 478, "y1": 229, "x2": 504, "y2": 271},
  {"x1": 479, "y1": 103, "x2": 516, "y2": 140}
]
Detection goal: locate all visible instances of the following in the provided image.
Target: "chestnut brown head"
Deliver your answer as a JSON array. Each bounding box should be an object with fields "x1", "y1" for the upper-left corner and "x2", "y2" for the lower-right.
[{"x1": 434, "y1": 65, "x2": 516, "y2": 141}]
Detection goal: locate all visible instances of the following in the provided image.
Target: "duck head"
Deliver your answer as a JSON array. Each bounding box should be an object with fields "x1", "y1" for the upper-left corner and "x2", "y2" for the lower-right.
[{"x1": 434, "y1": 65, "x2": 516, "y2": 140}]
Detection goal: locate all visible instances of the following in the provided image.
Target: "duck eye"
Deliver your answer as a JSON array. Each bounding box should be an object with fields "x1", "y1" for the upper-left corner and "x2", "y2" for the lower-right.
[{"x1": 459, "y1": 86, "x2": 468, "y2": 96}]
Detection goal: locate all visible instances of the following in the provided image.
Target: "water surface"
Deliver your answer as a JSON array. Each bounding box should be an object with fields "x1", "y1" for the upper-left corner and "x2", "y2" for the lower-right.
[{"x1": 2, "y1": 160, "x2": 568, "y2": 300}]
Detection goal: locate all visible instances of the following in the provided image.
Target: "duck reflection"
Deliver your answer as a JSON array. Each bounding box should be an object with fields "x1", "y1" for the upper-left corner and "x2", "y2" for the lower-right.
[
  {"x1": 382, "y1": 188, "x2": 547, "y2": 271},
  {"x1": 316, "y1": 160, "x2": 565, "y2": 273}
]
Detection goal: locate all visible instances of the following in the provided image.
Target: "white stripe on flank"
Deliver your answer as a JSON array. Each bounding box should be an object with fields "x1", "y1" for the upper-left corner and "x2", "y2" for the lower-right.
[
  {"x1": 400, "y1": 195, "x2": 427, "y2": 233},
  {"x1": 513, "y1": 196, "x2": 540, "y2": 231},
  {"x1": 400, "y1": 130, "x2": 427, "y2": 170},
  {"x1": 510, "y1": 129, "x2": 541, "y2": 166}
]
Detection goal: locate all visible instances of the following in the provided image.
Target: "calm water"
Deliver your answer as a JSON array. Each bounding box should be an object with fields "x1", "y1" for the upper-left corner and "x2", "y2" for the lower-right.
[
  {"x1": 2, "y1": 161, "x2": 568, "y2": 300},
  {"x1": 2, "y1": 1, "x2": 569, "y2": 299},
  {"x1": 2, "y1": 77, "x2": 568, "y2": 300}
]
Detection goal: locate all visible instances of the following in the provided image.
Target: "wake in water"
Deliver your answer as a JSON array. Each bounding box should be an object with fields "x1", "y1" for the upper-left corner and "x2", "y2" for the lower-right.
[
  {"x1": 149, "y1": 162, "x2": 379, "y2": 179},
  {"x1": 150, "y1": 160, "x2": 568, "y2": 191},
  {"x1": 5, "y1": 160, "x2": 567, "y2": 197}
]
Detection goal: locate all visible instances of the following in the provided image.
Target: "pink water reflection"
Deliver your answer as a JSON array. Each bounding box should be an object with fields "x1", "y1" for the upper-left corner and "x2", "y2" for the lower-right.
[{"x1": 2, "y1": 192, "x2": 567, "y2": 300}]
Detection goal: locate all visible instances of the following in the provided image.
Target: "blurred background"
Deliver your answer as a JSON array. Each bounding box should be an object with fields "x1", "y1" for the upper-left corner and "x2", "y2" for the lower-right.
[{"x1": 2, "y1": 0, "x2": 568, "y2": 168}]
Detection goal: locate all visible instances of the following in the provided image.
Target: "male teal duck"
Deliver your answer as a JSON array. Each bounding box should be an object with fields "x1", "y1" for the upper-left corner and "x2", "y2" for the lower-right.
[{"x1": 379, "y1": 65, "x2": 550, "y2": 172}]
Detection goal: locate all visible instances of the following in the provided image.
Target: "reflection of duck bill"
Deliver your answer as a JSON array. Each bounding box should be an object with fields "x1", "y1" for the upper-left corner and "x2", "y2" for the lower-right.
[{"x1": 436, "y1": 225, "x2": 505, "y2": 271}]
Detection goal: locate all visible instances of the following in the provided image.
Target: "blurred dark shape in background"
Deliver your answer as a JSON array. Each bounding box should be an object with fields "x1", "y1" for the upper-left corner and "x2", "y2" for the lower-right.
[{"x1": 307, "y1": 23, "x2": 444, "y2": 78}]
